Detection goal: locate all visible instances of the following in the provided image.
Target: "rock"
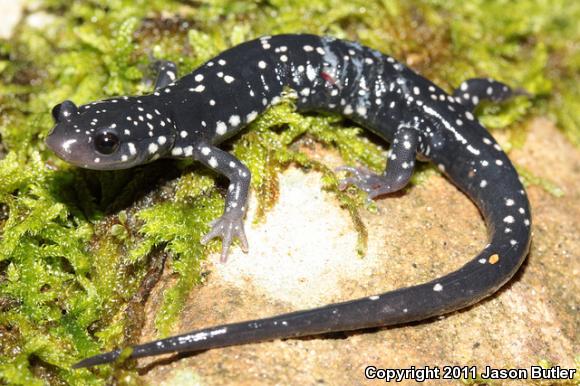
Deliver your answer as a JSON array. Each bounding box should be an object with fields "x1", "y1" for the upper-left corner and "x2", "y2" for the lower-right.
[{"x1": 139, "y1": 118, "x2": 579, "y2": 384}]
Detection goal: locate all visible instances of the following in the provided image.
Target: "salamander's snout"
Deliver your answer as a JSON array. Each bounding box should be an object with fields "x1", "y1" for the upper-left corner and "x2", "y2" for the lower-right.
[
  {"x1": 45, "y1": 124, "x2": 81, "y2": 162},
  {"x1": 44, "y1": 129, "x2": 59, "y2": 153}
]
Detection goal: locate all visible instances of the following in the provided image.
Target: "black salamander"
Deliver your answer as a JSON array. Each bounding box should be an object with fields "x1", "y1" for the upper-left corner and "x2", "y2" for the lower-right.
[{"x1": 44, "y1": 34, "x2": 532, "y2": 368}]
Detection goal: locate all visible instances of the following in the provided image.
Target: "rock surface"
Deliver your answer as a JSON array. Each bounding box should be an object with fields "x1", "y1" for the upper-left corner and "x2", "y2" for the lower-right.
[{"x1": 137, "y1": 118, "x2": 578, "y2": 385}]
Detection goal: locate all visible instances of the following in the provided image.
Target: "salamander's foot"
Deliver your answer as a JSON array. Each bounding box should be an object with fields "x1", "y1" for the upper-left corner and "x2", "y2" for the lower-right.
[
  {"x1": 201, "y1": 211, "x2": 249, "y2": 262},
  {"x1": 336, "y1": 166, "x2": 392, "y2": 200}
]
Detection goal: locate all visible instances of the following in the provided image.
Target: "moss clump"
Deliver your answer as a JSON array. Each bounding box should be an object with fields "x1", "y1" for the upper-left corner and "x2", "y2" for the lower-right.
[{"x1": 0, "y1": 0, "x2": 577, "y2": 384}]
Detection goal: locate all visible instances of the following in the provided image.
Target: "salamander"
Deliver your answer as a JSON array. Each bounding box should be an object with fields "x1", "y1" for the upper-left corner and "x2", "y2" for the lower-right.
[{"x1": 45, "y1": 34, "x2": 532, "y2": 368}]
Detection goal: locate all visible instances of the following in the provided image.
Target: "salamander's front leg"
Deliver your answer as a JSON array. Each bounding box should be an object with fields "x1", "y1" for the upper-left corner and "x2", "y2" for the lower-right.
[
  {"x1": 337, "y1": 126, "x2": 418, "y2": 200},
  {"x1": 192, "y1": 142, "x2": 250, "y2": 262},
  {"x1": 154, "y1": 60, "x2": 178, "y2": 90}
]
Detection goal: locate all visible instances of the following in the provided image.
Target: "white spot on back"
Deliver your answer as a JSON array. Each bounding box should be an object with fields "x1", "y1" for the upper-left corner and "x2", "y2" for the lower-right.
[
  {"x1": 466, "y1": 145, "x2": 480, "y2": 155},
  {"x1": 229, "y1": 115, "x2": 241, "y2": 126},
  {"x1": 216, "y1": 121, "x2": 227, "y2": 135},
  {"x1": 306, "y1": 65, "x2": 316, "y2": 81},
  {"x1": 208, "y1": 157, "x2": 218, "y2": 168},
  {"x1": 190, "y1": 84, "x2": 205, "y2": 92},
  {"x1": 503, "y1": 215, "x2": 515, "y2": 224},
  {"x1": 148, "y1": 143, "x2": 159, "y2": 154}
]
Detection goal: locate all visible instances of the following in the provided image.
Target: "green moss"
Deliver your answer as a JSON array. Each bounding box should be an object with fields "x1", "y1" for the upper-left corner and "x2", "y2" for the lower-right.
[{"x1": 0, "y1": 0, "x2": 577, "y2": 383}]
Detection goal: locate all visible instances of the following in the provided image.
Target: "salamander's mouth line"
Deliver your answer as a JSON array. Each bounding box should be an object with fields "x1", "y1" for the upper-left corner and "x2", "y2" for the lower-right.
[{"x1": 45, "y1": 34, "x2": 531, "y2": 369}]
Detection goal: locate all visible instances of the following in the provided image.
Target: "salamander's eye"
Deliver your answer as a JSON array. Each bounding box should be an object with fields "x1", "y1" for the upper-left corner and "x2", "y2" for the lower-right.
[{"x1": 95, "y1": 130, "x2": 120, "y2": 155}]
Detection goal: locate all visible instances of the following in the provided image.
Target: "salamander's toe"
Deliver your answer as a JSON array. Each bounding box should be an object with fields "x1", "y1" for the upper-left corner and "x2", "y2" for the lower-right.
[
  {"x1": 336, "y1": 165, "x2": 390, "y2": 200},
  {"x1": 201, "y1": 212, "x2": 248, "y2": 262}
]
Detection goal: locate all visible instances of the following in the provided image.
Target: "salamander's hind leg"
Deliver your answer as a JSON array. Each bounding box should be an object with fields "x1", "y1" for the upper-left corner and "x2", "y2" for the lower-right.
[
  {"x1": 192, "y1": 142, "x2": 250, "y2": 262},
  {"x1": 154, "y1": 60, "x2": 178, "y2": 90},
  {"x1": 452, "y1": 78, "x2": 529, "y2": 110},
  {"x1": 337, "y1": 126, "x2": 418, "y2": 200}
]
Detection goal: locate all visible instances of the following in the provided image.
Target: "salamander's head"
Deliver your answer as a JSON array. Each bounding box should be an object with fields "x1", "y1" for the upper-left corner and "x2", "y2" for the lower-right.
[{"x1": 46, "y1": 99, "x2": 176, "y2": 170}]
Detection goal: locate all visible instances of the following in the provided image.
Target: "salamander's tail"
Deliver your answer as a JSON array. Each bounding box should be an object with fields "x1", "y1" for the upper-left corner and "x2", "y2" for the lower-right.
[
  {"x1": 73, "y1": 350, "x2": 121, "y2": 369},
  {"x1": 74, "y1": 231, "x2": 531, "y2": 368}
]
